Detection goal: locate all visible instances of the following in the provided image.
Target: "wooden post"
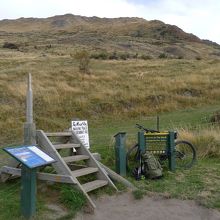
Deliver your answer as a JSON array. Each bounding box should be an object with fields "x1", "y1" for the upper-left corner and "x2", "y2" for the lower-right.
[{"x1": 24, "y1": 73, "x2": 36, "y2": 145}]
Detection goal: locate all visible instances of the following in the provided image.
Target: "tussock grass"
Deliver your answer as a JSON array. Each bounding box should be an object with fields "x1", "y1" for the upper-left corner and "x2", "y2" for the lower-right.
[{"x1": 178, "y1": 126, "x2": 220, "y2": 158}]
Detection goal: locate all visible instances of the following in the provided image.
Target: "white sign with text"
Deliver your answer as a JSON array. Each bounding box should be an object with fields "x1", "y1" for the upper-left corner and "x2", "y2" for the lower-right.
[{"x1": 71, "y1": 120, "x2": 90, "y2": 148}]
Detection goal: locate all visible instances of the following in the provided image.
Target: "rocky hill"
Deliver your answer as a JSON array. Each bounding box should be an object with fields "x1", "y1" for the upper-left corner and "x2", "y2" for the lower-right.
[{"x1": 0, "y1": 14, "x2": 220, "y2": 59}]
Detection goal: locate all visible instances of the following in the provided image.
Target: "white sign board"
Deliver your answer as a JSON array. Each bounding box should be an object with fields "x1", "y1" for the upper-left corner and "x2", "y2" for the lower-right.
[{"x1": 71, "y1": 120, "x2": 90, "y2": 148}]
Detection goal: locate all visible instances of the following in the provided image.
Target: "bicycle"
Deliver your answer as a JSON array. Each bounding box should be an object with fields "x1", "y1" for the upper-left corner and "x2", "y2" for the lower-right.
[{"x1": 126, "y1": 123, "x2": 196, "y2": 173}]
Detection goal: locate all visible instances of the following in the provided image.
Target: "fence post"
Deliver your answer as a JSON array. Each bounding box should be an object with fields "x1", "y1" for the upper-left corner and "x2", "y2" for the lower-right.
[
  {"x1": 168, "y1": 131, "x2": 176, "y2": 171},
  {"x1": 114, "y1": 132, "x2": 127, "y2": 176}
]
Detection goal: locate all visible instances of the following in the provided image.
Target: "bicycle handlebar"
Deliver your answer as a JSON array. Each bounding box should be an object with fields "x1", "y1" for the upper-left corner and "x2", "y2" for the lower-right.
[{"x1": 135, "y1": 123, "x2": 159, "y2": 133}]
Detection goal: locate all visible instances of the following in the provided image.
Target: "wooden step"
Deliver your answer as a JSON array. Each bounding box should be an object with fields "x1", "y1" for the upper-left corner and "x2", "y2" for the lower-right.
[
  {"x1": 45, "y1": 132, "x2": 72, "y2": 137},
  {"x1": 82, "y1": 180, "x2": 108, "y2": 193},
  {"x1": 54, "y1": 143, "x2": 80, "y2": 149},
  {"x1": 63, "y1": 155, "x2": 89, "y2": 163},
  {"x1": 71, "y1": 167, "x2": 98, "y2": 177}
]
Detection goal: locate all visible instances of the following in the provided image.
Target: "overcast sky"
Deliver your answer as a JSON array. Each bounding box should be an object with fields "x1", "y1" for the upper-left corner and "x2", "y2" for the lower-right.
[{"x1": 0, "y1": 0, "x2": 219, "y2": 44}]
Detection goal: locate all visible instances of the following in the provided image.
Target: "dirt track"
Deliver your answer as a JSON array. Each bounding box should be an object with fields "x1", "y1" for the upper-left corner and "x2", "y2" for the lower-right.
[{"x1": 75, "y1": 192, "x2": 220, "y2": 220}]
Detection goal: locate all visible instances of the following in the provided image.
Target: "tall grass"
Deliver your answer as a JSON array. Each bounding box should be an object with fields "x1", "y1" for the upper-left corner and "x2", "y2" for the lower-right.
[
  {"x1": 0, "y1": 52, "x2": 220, "y2": 147},
  {"x1": 177, "y1": 126, "x2": 220, "y2": 158}
]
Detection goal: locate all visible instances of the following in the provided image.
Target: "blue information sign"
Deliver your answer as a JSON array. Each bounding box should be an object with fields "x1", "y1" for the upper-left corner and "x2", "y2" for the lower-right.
[{"x1": 4, "y1": 146, "x2": 55, "y2": 169}]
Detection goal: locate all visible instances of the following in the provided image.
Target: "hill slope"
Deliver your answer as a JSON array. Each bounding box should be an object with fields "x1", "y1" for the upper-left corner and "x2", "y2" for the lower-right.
[{"x1": 0, "y1": 14, "x2": 220, "y2": 59}]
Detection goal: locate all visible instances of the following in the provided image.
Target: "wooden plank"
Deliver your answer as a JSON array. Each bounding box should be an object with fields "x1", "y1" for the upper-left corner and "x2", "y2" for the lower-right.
[
  {"x1": 1, "y1": 166, "x2": 21, "y2": 176},
  {"x1": 71, "y1": 167, "x2": 98, "y2": 177},
  {"x1": 70, "y1": 131, "x2": 117, "y2": 191},
  {"x1": 0, "y1": 158, "x2": 20, "y2": 182},
  {"x1": 0, "y1": 166, "x2": 76, "y2": 184},
  {"x1": 37, "y1": 130, "x2": 74, "y2": 175},
  {"x1": 45, "y1": 132, "x2": 72, "y2": 137},
  {"x1": 38, "y1": 173, "x2": 75, "y2": 184},
  {"x1": 98, "y1": 162, "x2": 136, "y2": 190},
  {"x1": 63, "y1": 155, "x2": 89, "y2": 163},
  {"x1": 54, "y1": 143, "x2": 80, "y2": 149},
  {"x1": 82, "y1": 180, "x2": 108, "y2": 193},
  {"x1": 37, "y1": 130, "x2": 97, "y2": 210}
]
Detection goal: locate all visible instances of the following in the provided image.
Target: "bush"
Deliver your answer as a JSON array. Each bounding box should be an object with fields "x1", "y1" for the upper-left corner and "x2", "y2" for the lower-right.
[
  {"x1": 140, "y1": 54, "x2": 152, "y2": 60},
  {"x1": 90, "y1": 52, "x2": 108, "y2": 60},
  {"x1": 119, "y1": 53, "x2": 128, "y2": 60},
  {"x1": 158, "y1": 53, "x2": 167, "y2": 59},
  {"x1": 210, "y1": 111, "x2": 220, "y2": 124},
  {"x1": 73, "y1": 50, "x2": 90, "y2": 74},
  {"x1": 3, "y1": 42, "x2": 18, "y2": 49},
  {"x1": 109, "y1": 51, "x2": 119, "y2": 60},
  {"x1": 196, "y1": 56, "x2": 202, "y2": 60}
]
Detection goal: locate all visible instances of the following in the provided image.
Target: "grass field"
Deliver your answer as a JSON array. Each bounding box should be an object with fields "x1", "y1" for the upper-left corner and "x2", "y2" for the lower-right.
[
  {"x1": 0, "y1": 53, "x2": 220, "y2": 145},
  {"x1": 0, "y1": 51, "x2": 220, "y2": 218}
]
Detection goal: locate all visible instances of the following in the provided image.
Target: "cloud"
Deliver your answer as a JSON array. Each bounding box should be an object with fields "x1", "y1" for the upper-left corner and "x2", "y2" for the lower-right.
[
  {"x1": 0, "y1": 0, "x2": 139, "y2": 19},
  {"x1": 127, "y1": 0, "x2": 220, "y2": 43}
]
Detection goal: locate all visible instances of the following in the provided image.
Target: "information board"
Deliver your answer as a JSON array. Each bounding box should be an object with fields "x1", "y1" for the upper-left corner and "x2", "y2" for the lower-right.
[
  {"x1": 4, "y1": 145, "x2": 55, "y2": 169},
  {"x1": 71, "y1": 120, "x2": 90, "y2": 148}
]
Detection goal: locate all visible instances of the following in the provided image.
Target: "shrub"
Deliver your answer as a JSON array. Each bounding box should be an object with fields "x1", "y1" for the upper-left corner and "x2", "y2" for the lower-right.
[
  {"x1": 109, "y1": 51, "x2": 119, "y2": 60},
  {"x1": 196, "y1": 56, "x2": 202, "y2": 60},
  {"x1": 119, "y1": 53, "x2": 128, "y2": 60},
  {"x1": 210, "y1": 111, "x2": 220, "y2": 124},
  {"x1": 140, "y1": 54, "x2": 152, "y2": 60},
  {"x1": 158, "y1": 53, "x2": 167, "y2": 59},
  {"x1": 90, "y1": 52, "x2": 108, "y2": 60},
  {"x1": 73, "y1": 50, "x2": 90, "y2": 74},
  {"x1": 3, "y1": 42, "x2": 19, "y2": 49}
]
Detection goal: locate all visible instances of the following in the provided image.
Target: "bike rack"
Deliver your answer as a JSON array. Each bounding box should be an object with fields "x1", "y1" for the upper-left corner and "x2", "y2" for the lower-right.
[{"x1": 138, "y1": 131, "x2": 176, "y2": 171}]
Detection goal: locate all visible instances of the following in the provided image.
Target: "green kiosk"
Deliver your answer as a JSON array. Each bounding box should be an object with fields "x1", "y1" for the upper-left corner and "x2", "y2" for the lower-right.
[{"x1": 4, "y1": 145, "x2": 55, "y2": 219}]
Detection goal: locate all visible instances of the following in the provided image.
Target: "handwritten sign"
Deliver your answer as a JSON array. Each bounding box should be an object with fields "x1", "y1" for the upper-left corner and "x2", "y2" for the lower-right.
[{"x1": 71, "y1": 120, "x2": 90, "y2": 148}]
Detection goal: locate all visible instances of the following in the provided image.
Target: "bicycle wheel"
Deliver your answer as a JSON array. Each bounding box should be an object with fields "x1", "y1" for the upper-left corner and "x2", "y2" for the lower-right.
[
  {"x1": 175, "y1": 140, "x2": 196, "y2": 169},
  {"x1": 126, "y1": 143, "x2": 140, "y2": 172}
]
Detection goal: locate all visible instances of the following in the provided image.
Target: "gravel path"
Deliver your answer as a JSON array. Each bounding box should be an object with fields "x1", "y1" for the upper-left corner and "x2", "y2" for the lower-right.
[{"x1": 75, "y1": 192, "x2": 220, "y2": 220}]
